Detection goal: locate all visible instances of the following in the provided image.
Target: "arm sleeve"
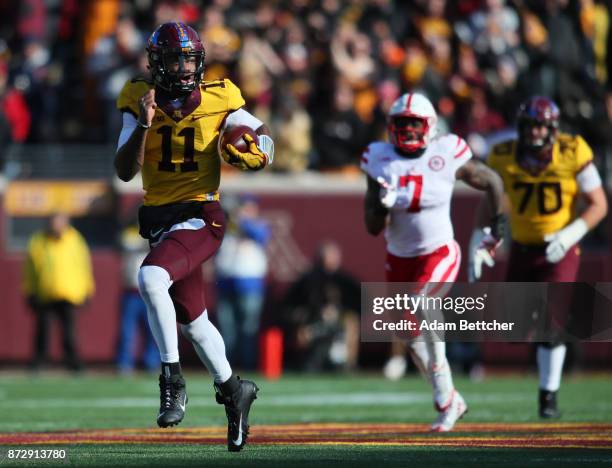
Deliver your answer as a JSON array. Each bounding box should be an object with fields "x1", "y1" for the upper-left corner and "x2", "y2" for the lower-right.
[
  {"x1": 116, "y1": 112, "x2": 138, "y2": 151},
  {"x1": 222, "y1": 108, "x2": 264, "y2": 131},
  {"x1": 576, "y1": 163, "x2": 602, "y2": 193}
]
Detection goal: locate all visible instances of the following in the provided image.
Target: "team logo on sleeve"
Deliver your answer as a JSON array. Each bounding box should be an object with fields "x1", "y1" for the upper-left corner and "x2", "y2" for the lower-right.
[{"x1": 428, "y1": 155, "x2": 445, "y2": 171}]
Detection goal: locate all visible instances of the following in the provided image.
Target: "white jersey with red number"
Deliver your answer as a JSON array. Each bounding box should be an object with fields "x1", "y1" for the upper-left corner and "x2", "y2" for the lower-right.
[{"x1": 361, "y1": 134, "x2": 472, "y2": 258}]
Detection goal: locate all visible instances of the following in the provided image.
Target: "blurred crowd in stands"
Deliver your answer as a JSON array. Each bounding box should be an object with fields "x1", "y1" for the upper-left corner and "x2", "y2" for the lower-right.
[{"x1": 1, "y1": 0, "x2": 612, "y2": 174}]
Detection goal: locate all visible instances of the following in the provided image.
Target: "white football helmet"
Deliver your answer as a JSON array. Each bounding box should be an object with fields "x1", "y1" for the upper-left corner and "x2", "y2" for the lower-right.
[{"x1": 387, "y1": 92, "x2": 438, "y2": 153}]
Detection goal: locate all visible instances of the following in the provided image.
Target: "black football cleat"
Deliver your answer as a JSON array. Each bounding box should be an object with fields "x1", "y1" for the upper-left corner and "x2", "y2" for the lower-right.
[
  {"x1": 157, "y1": 374, "x2": 187, "y2": 428},
  {"x1": 539, "y1": 389, "x2": 561, "y2": 419},
  {"x1": 215, "y1": 377, "x2": 259, "y2": 452}
]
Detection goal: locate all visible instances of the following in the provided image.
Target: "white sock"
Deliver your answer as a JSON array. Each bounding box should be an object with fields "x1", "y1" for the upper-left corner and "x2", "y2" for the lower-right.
[
  {"x1": 138, "y1": 265, "x2": 179, "y2": 363},
  {"x1": 537, "y1": 344, "x2": 566, "y2": 392},
  {"x1": 409, "y1": 341, "x2": 430, "y2": 380},
  {"x1": 410, "y1": 340, "x2": 454, "y2": 409},
  {"x1": 179, "y1": 310, "x2": 232, "y2": 383},
  {"x1": 427, "y1": 341, "x2": 454, "y2": 409}
]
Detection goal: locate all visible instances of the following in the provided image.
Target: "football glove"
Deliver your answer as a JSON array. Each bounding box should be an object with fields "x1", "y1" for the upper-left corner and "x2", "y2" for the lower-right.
[
  {"x1": 377, "y1": 176, "x2": 412, "y2": 209},
  {"x1": 224, "y1": 134, "x2": 268, "y2": 171},
  {"x1": 468, "y1": 226, "x2": 503, "y2": 282},
  {"x1": 543, "y1": 218, "x2": 588, "y2": 263}
]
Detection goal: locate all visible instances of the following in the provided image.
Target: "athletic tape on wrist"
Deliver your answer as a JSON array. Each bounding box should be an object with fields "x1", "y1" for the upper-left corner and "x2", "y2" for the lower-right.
[{"x1": 257, "y1": 134, "x2": 274, "y2": 165}]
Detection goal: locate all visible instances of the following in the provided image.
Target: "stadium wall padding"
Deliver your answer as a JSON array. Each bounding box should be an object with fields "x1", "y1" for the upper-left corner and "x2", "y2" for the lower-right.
[{"x1": 1, "y1": 191, "x2": 611, "y2": 366}]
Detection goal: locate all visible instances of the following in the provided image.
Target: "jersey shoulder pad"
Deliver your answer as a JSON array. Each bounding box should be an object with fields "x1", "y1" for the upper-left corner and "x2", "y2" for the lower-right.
[
  {"x1": 556, "y1": 132, "x2": 578, "y2": 155},
  {"x1": 487, "y1": 139, "x2": 516, "y2": 169},
  {"x1": 489, "y1": 139, "x2": 516, "y2": 158},
  {"x1": 557, "y1": 132, "x2": 593, "y2": 172},
  {"x1": 201, "y1": 78, "x2": 245, "y2": 113},
  {"x1": 116, "y1": 77, "x2": 153, "y2": 117},
  {"x1": 431, "y1": 134, "x2": 471, "y2": 160},
  {"x1": 360, "y1": 142, "x2": 392, "y2": 176},
  {"x1": 130, "y1": 76, "x2": 154, "y2": 85}
]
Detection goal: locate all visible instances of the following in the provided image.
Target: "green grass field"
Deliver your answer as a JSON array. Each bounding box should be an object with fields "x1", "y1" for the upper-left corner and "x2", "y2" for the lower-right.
[{"x1": 0, "y1": 372, "x2": 611, "y2": 467}]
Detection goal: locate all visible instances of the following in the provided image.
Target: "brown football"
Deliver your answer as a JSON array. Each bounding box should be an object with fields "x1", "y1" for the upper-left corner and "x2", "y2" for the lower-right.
[{"x1": 220, "y1": 125, "x2": 258, "y2": 153}]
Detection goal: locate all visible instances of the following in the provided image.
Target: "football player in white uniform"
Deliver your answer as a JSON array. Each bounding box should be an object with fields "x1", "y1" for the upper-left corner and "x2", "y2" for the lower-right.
[{"x1": 362, "y1": 93, "x2": 505, "y2": 431}]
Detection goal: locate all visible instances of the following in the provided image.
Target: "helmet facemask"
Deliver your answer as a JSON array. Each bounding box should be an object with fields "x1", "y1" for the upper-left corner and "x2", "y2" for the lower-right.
[
  {"x1": 519, "y1": 117, "x2": 558, "y2": 152},
  {"x1": 388, "y1": 115, "x2": 430, "y2": 154},
  {"x1": 159, "y1": 50, "x2": 204, "y2": 94}
]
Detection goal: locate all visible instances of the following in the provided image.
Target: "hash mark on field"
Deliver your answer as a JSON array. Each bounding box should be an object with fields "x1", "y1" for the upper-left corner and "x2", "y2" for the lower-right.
[{"x1": 1, "y1": 423, "x2": 611, "y2": 449}]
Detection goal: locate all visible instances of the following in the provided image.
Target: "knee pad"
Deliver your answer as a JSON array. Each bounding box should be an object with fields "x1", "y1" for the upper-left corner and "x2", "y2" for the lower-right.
[{"x1": 137, "y1": 265, "x2": 172, "y2": 298}]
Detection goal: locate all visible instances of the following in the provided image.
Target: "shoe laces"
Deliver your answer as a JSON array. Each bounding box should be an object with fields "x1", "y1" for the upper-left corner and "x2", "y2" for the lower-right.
[{"x1": 159, "y1": 376, "x2": 180, "y2": 409}]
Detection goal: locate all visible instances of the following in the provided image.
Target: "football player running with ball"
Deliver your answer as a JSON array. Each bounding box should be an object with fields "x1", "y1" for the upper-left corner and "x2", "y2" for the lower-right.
[
  {"x1": 362, "y1": 93, "x2": 505, "y2": 431},
  {"x1": 114, "y1": 22, "x2": 274, "y2": 451},
  {"x1": 473, "y1": 97, "x2": 607, "y2": 419}
]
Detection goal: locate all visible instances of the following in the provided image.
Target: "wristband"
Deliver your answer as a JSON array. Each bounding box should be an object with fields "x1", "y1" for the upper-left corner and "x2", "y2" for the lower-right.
[
  {"x1": 136, "y1": 120, "x2": 151, "y2": 129},
  {"x1": 257, "y1": 134, "x2": 274, "y2": 165},
  {"x1": 490, "y1": 213, "x2": 507, "y2": 240}
]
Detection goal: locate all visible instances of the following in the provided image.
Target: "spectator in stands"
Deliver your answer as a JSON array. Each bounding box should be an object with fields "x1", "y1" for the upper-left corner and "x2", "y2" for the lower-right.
[
  {"x1": 0, "y1": 0, "x2": 609, "y2": 184},
  {"x1": 487, "y1": 55, "x2": 523, "y2": 124},
  {"x1": 312, "y1": 80, "x2": 370, "y2": 171},
  {"x1": 216, "y1": 195, "x2": 270, "y2": 370},
  {"x1": 330, "y1": 24, "x2": 376, "y2": 88},
  {"x1": 24, "y1": 213, "x2": 94, "y2": 372},
  {"x1": 270, "y1": 90, "x2": 312, "y2": 172},
  {"x1": 453, "y1": 87, "x2": 506, "y2": 157},
  {"x1": 281, "y1": 241, "x2": 360, "y2": 372},
  {"x1": 87, "y1": 15, "x2": 146, "y2": 142},
  {"x1": 200, "y1": 5, "x2": 241, "y2": 81},
  {"x1": 449, "y1": 44, "x2": 487, "y2": 102},
  {"x1": 0, "y1": 51, "x2": 31, "y2": 145},
  {"x1": 467, "y1": 0, "x2": 520, "y2": 59},
  {"x1": 115, "y1": 221, "x2": 158, "y2": 374},
  {"x1": 236, "y1": 29, "x2": 283, "y2": 122},
  {"x1": 12, "y1": 38, "x2": 59, "y2": 143}
]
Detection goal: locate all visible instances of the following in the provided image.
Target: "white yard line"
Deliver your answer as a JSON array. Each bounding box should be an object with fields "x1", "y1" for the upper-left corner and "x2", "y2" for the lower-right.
[{"x1": 0, "y1": 392, "x2": 536, "y2": 409}]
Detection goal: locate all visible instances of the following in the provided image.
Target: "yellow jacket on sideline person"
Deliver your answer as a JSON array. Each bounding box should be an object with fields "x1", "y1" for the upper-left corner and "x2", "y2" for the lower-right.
[{"x1": 24, "y1": 226, "x2": 95, "y2": 306}]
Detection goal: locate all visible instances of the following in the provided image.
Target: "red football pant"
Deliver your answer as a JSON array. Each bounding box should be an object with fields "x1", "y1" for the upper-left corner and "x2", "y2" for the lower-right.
[
  {"x1": 385, "y1": 241, "x2": 461, "y2": 292},
  {"x1": 385, "y1": 241, "x2": 461, "y2": 337},
  {"x1": 506, "y1": 242, "x2": 580, "y2": 282}
]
